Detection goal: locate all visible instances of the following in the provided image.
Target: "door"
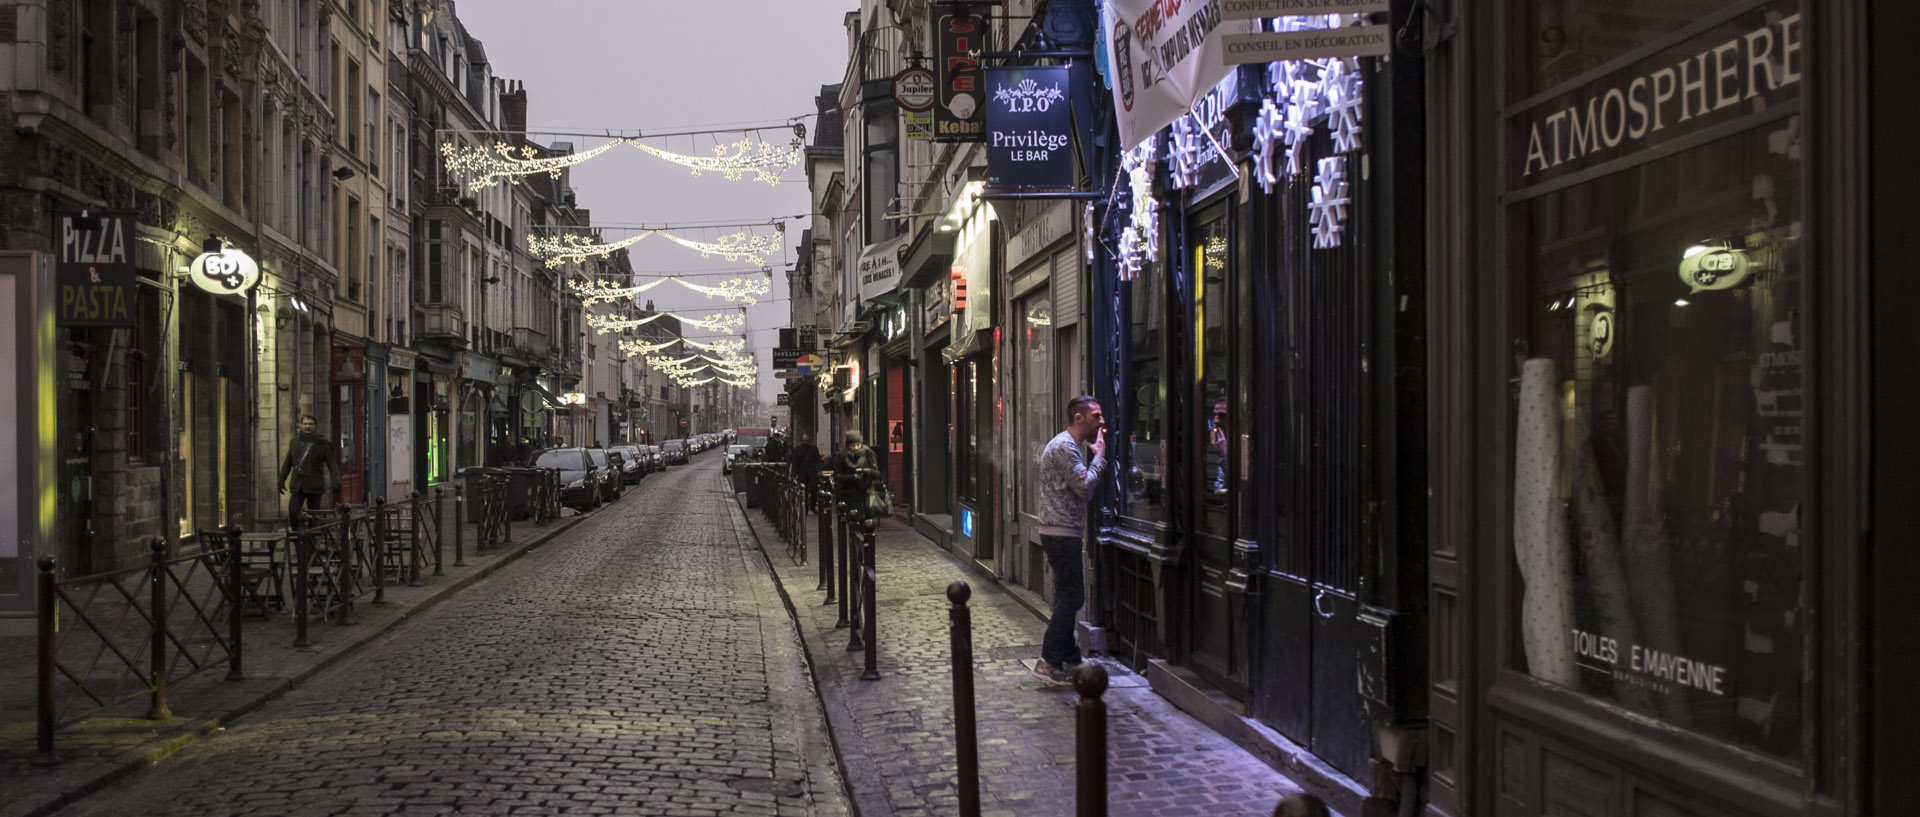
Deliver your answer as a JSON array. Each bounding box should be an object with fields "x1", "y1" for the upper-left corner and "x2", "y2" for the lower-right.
[
  {"x1": 334, "y1": 383, "x2": 364, "y2": 505},
  {"x1": 1016, "y1": 292, "x2": 1053, "y2": 594},
  {"x1": 1187, "y1": 207, "x2": 1242, "y2": 695}
]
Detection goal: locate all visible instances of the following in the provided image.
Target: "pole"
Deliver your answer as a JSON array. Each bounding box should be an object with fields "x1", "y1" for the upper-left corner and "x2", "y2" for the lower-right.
[
  {"x1": 949, "y1": 581, "x2": 980, "y2": 817},
  {"x1": 1074, "y1": 664, "x2": 1110, "y2": 817},
  {"x1": 431, "y1": 488, "x2": 445, "y2": 574},
  {"x1": 861, "y1": 518, "x2": 879, "y2": 680},
  {"x1": 373, "y1": 498, "x2": 389, "y2": 604},
  {"x1": 293, "y1": 522, "x2": 311, "y2": 648},
  {"x1": 34, "y1": 557, "x2": 56, "y2": 766},
  {"x1": 835, "y1": 502, "x2": 850, "y2": 627},
  {"x1": 454, "y1": 484, "x2": 467, "y2": 567},
  {"x1": 818, "y1": 488, "x2": 833, "y2": 596},
  {"x1": 226, "y1": 526, "x2": 244, "y2": 681},
  {"x1": 146, "y1": 538, "x2": 171, "y2": 721}
]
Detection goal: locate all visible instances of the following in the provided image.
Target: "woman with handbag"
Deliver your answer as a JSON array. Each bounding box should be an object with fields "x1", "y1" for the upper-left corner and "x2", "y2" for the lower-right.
[{"x1": 834, "y1": 430, "x2": 885, "y2": 519}]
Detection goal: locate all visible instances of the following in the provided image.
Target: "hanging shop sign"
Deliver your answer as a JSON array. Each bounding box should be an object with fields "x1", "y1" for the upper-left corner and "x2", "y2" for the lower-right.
[
  {"x1": 905, "y1": 109, "x2": 934, "y2": 141},
  {"x1": 776, "y1": 393, "x2": 790, "y2": 406},
  {"x1": 187, "y1": 246, "x2": 261, "y2": 296},
  {"x1": 1219, "y1": 0, "x2": 1389, "y2": 18},
  {"x1": 1588, "y1": 309, "x2": 1617, "y2": 359},
  {"x1": 1101, "y1": 0, "x2": 1254, "y2": 149},
  {"x1": 859, "y1": 232, "x2": 912, "y2": 302},
  {"x1": 1678, "y1": 246, "x2": 1753, "y2": 293},
  {"x1": 773, "y1": 347, "x2": 802, "y2": 369},
  {"x1": 934, "y1": 4, "x2": 992, "y2": 141},
  {"x1": 985, "y1": 65, "x2": 1076, "y2": 189},
  {"x1": 893, "y1": 66, "x2": 938, "y2": 111},
  {"x1": 1222, "y1": 20, "x2": 1392, "y2": 64},
  {"x1": 54, "y1": 211, "x2": 136, "y2": 328}
]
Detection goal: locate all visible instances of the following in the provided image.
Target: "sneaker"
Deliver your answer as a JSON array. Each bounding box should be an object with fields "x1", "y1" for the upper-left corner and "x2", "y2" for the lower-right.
[{"x1": 1029, "y1": 660, "x2": 1074, "y2": 688}]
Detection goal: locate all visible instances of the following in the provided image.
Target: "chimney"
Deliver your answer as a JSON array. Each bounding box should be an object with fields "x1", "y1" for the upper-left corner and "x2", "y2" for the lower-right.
[
  {"x1": 501, "y1": 79, "x2": 529, "y2": 139},
  {"x1": 645, "y1": 300, "x2": 655, "y2": 313}
]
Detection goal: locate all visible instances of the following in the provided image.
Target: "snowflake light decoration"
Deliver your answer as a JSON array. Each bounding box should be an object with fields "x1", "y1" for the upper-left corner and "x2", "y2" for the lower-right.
[
  {"x1": 1168, "y1": 116, "x2": 1207, "y2": 190},
  {"x1": 1309, "y1": 156, "x2": 1350, "y2": 249},
  {"x1": 1117, "y1": 141, "x2": 1160, "y2": 280},
  {"x1": 1251, "y1": 97, "x2": 1284, "y2": 194},
  {"x1": 1323, "y1": 58, "x2": 1365, "y2": 153}
]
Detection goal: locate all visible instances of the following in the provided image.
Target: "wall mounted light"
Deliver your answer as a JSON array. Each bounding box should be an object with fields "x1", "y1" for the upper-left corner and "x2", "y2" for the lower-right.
[{"x1": 332, "y1": 166, "x2": 357, "y2": 181}]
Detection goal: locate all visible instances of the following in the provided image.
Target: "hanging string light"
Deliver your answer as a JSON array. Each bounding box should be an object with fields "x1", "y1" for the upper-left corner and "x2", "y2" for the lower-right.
[
  {"x1": 530, "y1": 232, "x2": 655, "y2": 269},
  {"x1": 653, "y1": 228, "x2": 785, "y2": 266},
  {"x1": 567, "y1": 276, "x2": 672, "y2": 306},
  {"x1": 440, "y1": 138, "x2": 626, "y2": 195},
  {"x1": 627, "y1": 137, "x2": 801, "y2": 185}
]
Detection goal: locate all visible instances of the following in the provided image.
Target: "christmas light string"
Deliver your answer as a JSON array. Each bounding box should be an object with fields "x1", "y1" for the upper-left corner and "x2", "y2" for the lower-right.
[
  {"x1": 532, "y1": 226, "x2": 783, "y2": 268},
  {"x1": 440, "y1": 128, "x2": 803, "y2": 193},
  {"x1": 627, "y1": 138, "x2": 801, "y2": 186},
  {"x1": 440, "y1": 138, "x2": 625, "y2": 195}
]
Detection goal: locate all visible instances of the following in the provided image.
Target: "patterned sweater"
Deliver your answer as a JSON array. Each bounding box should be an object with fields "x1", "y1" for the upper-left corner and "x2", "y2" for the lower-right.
[{"x1": 1039, "y1": 430, "x2": 1104, "y2": 537}]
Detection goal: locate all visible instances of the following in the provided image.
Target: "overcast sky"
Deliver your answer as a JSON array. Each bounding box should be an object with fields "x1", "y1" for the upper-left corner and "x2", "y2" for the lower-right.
[{"x1": 452, "y1": 0, "x2": 855, "y2": 409}]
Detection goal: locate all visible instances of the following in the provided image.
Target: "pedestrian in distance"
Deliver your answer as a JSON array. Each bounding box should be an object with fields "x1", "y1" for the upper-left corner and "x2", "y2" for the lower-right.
[
  {"x1": 833, "y1": 430, "x2": 880, "y2": 518},
  {"x1": 278, "y1": 414, "x2": 340, "y2": 531},
  {"x1": 789, "y1": 433, "x2": 822, "y2": 493},
  {"x1": 1030, "y1": 395, "x2": 1107, "y2": 688}
]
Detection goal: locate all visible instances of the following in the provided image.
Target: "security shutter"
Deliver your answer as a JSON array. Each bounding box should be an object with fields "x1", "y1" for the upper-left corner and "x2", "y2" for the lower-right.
[{"x1": 1051, "y1": 250, "x2": 1081, "y2": 328}]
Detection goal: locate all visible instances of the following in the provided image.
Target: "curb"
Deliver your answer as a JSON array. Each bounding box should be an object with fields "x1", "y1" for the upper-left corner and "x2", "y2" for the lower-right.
[{"x1": 10, "y1": 513, "x2": 589, "y2": 817}]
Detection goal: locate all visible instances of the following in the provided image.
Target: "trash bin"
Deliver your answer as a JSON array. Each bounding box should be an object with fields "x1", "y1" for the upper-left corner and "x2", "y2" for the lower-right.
[
  {"x1": 732, "y1": 461, "x2": 757, "y2": 498},
  {"x1": 459, "y1": 467, "x2": 506, "y2": 522},
  {"x1": 497, "y1": 467, "x2": 539, "y2": 520}
]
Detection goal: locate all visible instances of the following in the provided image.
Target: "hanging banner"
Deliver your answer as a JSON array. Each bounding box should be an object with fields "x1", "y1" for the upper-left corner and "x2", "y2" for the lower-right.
[
  {"x1": 934, "y1": 4, "x2": 991, "y2": 141},
  {"x1": 858, "y1": 232, "x2": 912, "y2": 302},
  {"x1": 1101, "y1": 0, "x2": 1256, "y2": 150},
  {"x1": 985, "y1": 65, "x2": 1076, "y2": 190},
  {"x1": 54, "y1": 211, "x2": 136, "y2": 328}
]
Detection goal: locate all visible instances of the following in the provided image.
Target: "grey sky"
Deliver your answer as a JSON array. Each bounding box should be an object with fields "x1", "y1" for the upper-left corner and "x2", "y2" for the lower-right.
[{"x1": 451, "y1": 0, "x2": 854, "y2": 408}]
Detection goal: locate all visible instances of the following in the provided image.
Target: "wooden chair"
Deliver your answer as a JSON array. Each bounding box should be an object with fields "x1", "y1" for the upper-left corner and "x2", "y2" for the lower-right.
[{"x1": 236, "y1": 533, "x2": 287, "y2": 616}]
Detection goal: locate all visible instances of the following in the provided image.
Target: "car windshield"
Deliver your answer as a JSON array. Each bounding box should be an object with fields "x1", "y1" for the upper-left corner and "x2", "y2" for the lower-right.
[
  {"x1": 589, "y1": 450, "x2": 609, "y2": 468},
  {"x1": 535, "y1": 450, "x2": 582, "y2": 470},
  {"x1": 663, "y1": 440, "x2": 685, "y2": 451},
  {"x1": 611, "y1": 445, "x2": 639, "y2": 455},
  {"x1": 737, "y1": 434, "x2": 767, "y2": 449}
]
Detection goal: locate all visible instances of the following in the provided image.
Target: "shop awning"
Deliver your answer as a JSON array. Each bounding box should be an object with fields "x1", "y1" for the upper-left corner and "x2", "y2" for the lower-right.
[{"x1": 527, "y1": 382, "x2": 568, "y2": 409}]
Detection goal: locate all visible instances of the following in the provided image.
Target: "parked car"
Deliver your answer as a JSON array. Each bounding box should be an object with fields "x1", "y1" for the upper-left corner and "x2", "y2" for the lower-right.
[
  {"x1": 531, "y1": 448, "x2": 602, "y2": 509},
  {"x1": 662, "y1": 438, "x2": 689, "y2": 465},
  {"x1": 723, "y1": 444, "x2": 751, "y2": 474},
  {"x1": 609, "y1": 444, "x2": 648, "y2": 482},
  {"x1": 587, "y1": 448, "x2": 621, "y2": 502},
  {"x1": 645, "y1": 445, "x2": 664, "y2": 471}
]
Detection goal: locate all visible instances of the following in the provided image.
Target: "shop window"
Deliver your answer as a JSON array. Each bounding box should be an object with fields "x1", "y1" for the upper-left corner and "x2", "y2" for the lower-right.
[
  {"x1": 1122, "y1": 258, "x2": 1167, "y2": 523},
  {"x1": 1194, "y1": 212, "x2": 1231, "y2": 537},
  {"x1": 1508, "y1": 124, "x2": 1804, "y2": 760},
  {"x1": 1509, "y1": 0, "x2": 1752, "y2": 101},
  {"x1": 1021, "y1": 296, "x2": 1053, "y2": 517}
]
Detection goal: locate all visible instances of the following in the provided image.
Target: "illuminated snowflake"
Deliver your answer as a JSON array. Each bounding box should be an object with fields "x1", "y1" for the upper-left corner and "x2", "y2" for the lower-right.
[
  {"x1": 1251, "y1": 97, "x2": 1284, "y2": 194},
  {"x1": 1323, "y1": 58, "x2": 1365, "y2": 153},
  {"x1": 1309, "y1": 156, "x2": 1350, "y2": 249}
]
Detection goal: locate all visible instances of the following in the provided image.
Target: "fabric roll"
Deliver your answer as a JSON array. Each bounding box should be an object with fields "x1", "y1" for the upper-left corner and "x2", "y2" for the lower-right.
[
  {"x1": 1570, "y1": 424, "x2": 1651, "y2": 709},
  {"x1": 1621, "y1": 384, "x2": 1687, "y2": 719},
  {"x1": 1514, "y1": 358, "x2": 1578, "y2": 687}
]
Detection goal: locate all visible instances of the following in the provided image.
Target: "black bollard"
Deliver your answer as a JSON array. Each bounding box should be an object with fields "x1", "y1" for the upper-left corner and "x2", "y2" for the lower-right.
[
  {"x1": 948, "y1": 581, "x2": 980, "y2": 817},
  {"x1": 1074, "y1": 664, "x2": 1110, "y2": 817},
  {"x1": 226, "y1": 526, "x2": 244, "y2": 681},
  {"x1": 372, "y1": 498, "x2": 389, "y2": 605},
  {"x1": 293, "y1": 522, "x2": 312, "y2": 648},
  {"x1": 818, "y1": 489, "x2": 833, "y2": 597},
  {"x1": 835, "y1": 502, "x2": 850, "y2": 627},
  {"x1": 431, "y1": 489, "x2": 445, "y2": 575},
  {"x1": 861, "y1": 519, "x2": 879, "y2": 680},
  {"x1": 35, "y1": 557, "x2": 56, "y2": 766},
  {"x1": 845, "y1": 508, "x2": 864, "y2": 653},
  {"x1": 147, "y1": 538, "x2": 171, "y2": 721},
  {"x1": 454, "y1": 485, "x2": 467, "y2": 567}
]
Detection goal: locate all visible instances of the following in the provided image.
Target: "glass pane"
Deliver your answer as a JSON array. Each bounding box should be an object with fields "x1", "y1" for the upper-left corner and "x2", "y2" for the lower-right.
[
  {"x1": 1195, "y1": 214, "x2": 1230, "y2": 536},
  {"x1": 1023, "y1": 296, "x2": 1053, "y2": 516},
  {"x1": 1123, "y1": 261, "x2": 1167, "y2": 522},
  {"x1": 1509, "y1": 0, "x2": 1748, "y2": 101},
  {"x1": 1509, "y1": 123, "x2": 1804, "y2": 760}
]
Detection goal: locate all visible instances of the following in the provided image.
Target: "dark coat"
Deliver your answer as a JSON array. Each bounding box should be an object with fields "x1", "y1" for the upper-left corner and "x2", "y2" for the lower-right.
[
  {"x1": 789, "y1": 442, "x2": 821, "y2": 477},
  {"x1": 279, "y1": 433, "x2": 340, "y2": 495},
  {"x1": 834, "y1": 444, "x2": 880, "y2": 505}
]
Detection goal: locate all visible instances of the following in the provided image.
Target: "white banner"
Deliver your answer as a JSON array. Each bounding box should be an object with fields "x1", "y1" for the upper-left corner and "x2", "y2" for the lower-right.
[
  {"x1": 858, "y1": 232, "x2": 911, "y2": 303},
  {"x1": 1102, "y1": 0, "x2": 1257, "y2": 150}
]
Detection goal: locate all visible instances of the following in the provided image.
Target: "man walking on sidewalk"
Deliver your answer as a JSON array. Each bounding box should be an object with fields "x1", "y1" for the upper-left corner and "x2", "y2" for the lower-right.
[
  {"x1": 279, "y1": 414, "x2": 339, "y2": 531},
  {"x1": 1031, "y1": 395, "x2": 1106, "y2": 687}
]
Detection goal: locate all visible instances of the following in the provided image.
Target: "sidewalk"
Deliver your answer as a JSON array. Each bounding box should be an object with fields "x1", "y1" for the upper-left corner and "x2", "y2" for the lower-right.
[
  {"x1": 737, "y1": 496, "x2": 1330, "y2": 817},
  {"x1": 0, "y1": 494, "x2": 591, "y2": 817}
]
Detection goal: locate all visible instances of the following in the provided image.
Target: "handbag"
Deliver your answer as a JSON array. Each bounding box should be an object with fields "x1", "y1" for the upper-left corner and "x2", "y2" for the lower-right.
[{"x1": 866, "y1": 482, "x2": 894, "y2": 518}]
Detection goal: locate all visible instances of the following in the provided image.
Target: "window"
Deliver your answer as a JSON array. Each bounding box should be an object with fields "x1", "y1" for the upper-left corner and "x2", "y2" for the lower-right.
[
  {"x1": 1508, "y1": 125, "x2": 1805, "y2": 761},
  {"x1": 346, "y1": 60, "x2": 362, "y2": 153},
  {"x1": 863, "y1": 107, "x2": 899, "y2": 244},
  {"x1": 126, "y1": 349, "x2": 146, "y2": 463},
  {"x1": 1122, "y1": 253, "x2": 1167, "y2": 523},
  {"x1": 1020, "y1": 295, "x2": 1053, "y2": 517},
  {"x1": 367, "y1": 90, "x2": 381, "y2": 175},
  {"x1": 427, "y1": 219, "x2": 443, "y2": 303},
  {"x1": 1193, "y1": 212, "x2": 1230, "y2": 536},
  {"x1": 345, "y1": 197, "x2": 361, "y2": 301}
]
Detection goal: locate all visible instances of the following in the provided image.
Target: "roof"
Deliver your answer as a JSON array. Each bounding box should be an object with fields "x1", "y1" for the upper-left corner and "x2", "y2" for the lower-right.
[{"x1": 813, "y1": 83, "x2": 844, "y2": 152}]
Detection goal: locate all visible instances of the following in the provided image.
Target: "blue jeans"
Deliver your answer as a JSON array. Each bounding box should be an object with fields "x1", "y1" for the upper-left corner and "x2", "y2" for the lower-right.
[{"x1": 1041, "y1": 534, "x2": 1085, "y2": 668}]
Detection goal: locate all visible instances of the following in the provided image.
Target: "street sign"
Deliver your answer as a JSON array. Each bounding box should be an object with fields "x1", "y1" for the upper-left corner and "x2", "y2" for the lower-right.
[
  {"x1": 776, "y1": 393, "x2": 790, "y2": 406},
  {"x1": 773, "y1": 347, "x2": 801, "y2": 369},
  {"x1": 775, "y1": 371, "x2": 806, "y2": 379},
  {"x1": 892, "y1": 67, "x2": 937, "y2": 112},
  {"x1": 1222, "y1": 26, "x2": 1392, "y2": 64}
]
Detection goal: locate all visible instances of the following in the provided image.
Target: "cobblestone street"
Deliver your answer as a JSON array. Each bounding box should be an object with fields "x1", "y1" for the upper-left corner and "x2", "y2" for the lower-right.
[{"x1": 53, "y1": 455, "x2": 847, "y2": 817}]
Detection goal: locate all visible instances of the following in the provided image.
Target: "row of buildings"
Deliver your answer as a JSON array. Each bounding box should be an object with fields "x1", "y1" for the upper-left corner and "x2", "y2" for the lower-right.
[
  {"x1": 0, "y1": 2, "x2": 720, "y2": 591},
  {"x1": 786, "y1": 1, "x2": 1913, "y2": 816}
]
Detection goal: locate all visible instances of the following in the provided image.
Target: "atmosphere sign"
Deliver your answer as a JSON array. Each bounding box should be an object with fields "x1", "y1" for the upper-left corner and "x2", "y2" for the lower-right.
[
  {"x1": 985, "y1": 66, "x2": 1075, "y2": 190},
  {"x1": 934, "y1": 4, "x2": 991, "y2": 141},
  {"x1": 54, "y1": 211, "x2": 136, "y2": 328}
]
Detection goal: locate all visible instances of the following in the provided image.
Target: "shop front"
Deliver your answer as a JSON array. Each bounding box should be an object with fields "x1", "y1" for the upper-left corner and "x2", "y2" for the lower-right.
[
  {"x1": 386, "y1": 348, "x2": 416, "y2": 498},
  {"x1": 1424, "y1": 1, "x2": 1912, "y2": 814},
  {"x1": 331, "y1": 340, "x2": 368, "y2": 506},
  {"x1": 1001, "y1": 200, "x2": 1078, "y2": 599}
]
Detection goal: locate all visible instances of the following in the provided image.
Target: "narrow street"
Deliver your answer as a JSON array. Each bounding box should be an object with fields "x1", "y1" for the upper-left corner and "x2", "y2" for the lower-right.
[{"x1": 59, "y1": 452, "x2": 848, "y2": 817}]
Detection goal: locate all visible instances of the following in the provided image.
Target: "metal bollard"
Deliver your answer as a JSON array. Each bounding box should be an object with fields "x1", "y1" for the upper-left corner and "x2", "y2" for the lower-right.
[
  {"x1": 845, "y1": 509, "x2": 864, "y2": 652},
  {"x1": 818, "y1": 489, "x2": 833, "y2": 597},
  {"x1": 227, "y1": 526, "x2": 244, "y2": 681},
  {"x1": 147, "y1": 538, "x2": 171, "y2": 721},
  {"x1": 432, "y1": 488, "x2": 446, "y2": 575},
  {"x1": 293, "y1": 522, "x2": 312, "y2": 648},
  {"x1": 373, "y1": 498, "x2": 389, "y2": 605},
  {"x1": 502, "y1": 481, "x2": 514, "y2": 545},
  {"x1": 949, "y1": 581, "x2": 980, "y2": 817},
  {"x1": 835, "y1": 502, "x2": 851, "y2": 627},
  {"x1": 861, "y1": 519, "x2": 879, "y2": 680},
  {"x1": 35, "y1": 556, "x2": 56, "y2": 766},
  {"x1": 406, "y1": 493, "x2": 422, "y2": 585},
  {"x1": 454, "y1": 485, "x2": 467, "y2": 567},
  {"x1": 1074, "y1": 664, "x2": 1110, "y2": 817}
]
